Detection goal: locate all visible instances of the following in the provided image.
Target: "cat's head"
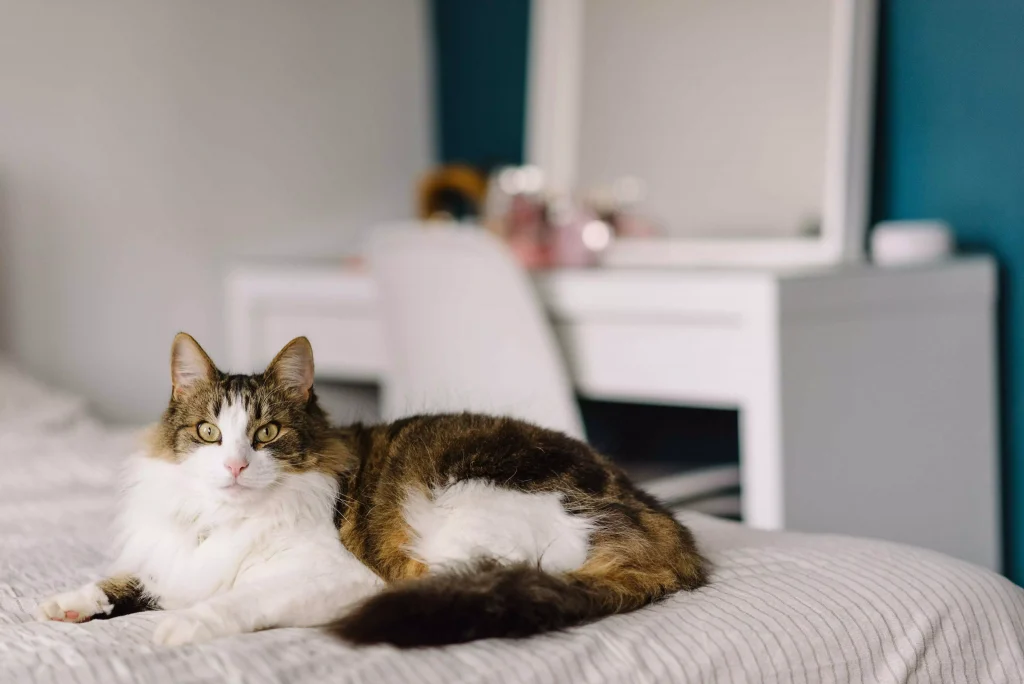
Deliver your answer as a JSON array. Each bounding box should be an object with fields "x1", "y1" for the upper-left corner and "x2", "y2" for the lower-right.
[{"x1": 151, "y1": 333, "x2": 332, "y2": 497}]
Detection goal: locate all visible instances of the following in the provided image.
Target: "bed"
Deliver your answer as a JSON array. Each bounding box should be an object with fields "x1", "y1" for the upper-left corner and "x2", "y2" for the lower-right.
[{"x1": 3, "y1": 361, "x2": 1023, "y2": 683}]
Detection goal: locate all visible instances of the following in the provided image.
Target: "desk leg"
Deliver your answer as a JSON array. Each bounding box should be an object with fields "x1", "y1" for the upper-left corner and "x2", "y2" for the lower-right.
[
  {"x1": 737, "y1": 292, "x2": 786, "y2": 530},
  {"x1": 739, "y1": 391, "x2": 785, "y2": 530}
]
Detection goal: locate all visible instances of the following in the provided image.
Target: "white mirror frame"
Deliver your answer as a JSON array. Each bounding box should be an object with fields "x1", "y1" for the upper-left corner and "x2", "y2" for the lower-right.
[{"x1": 527, "y1": 0, "x2": 878, "y2": 268}]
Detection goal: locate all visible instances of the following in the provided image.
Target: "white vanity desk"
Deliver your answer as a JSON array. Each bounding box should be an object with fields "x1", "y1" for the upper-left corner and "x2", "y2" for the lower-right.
[{"x1": 226, "y1": 257, "x2": 1000, "y2": 571}]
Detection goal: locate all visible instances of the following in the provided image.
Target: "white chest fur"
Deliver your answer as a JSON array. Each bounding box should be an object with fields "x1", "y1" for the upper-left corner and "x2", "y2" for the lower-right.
[{"x1": 111, "y1": 455, "x2": 346, "y2": 610}]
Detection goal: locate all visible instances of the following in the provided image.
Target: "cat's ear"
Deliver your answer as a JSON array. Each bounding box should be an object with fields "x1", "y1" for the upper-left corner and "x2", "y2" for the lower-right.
[
  {"x1": 170, "y1": 333, "x2": 217, "y2": 399},
  {"x1": 265, "y1": 337, "x2": 314, "y2": 399}
]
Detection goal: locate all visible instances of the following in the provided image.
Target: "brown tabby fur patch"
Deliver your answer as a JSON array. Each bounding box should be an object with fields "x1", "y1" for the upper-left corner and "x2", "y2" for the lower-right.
[{"x1": 95, "y1": 575, "x2": 159, "y2": 619}]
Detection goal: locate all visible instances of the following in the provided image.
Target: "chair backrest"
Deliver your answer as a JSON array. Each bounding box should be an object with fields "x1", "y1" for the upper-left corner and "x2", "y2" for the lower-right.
[{"x1": 368, "y1": 225, "x2": 585, "y2": 439}]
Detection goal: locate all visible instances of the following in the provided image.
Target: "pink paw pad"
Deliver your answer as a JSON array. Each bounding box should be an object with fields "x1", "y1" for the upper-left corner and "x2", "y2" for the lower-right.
[{"x1": 64, "y1": 610, "x2": 80, "y2": 621}]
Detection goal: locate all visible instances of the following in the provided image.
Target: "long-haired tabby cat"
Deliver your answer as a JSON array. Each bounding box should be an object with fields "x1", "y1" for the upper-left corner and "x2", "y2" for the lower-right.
[{"x1": 37, "y1": 334, "x2": 706, "y2": 647}]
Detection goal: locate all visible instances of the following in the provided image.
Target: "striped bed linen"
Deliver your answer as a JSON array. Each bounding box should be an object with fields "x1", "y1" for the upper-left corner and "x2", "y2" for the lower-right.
[{"x1": 2, "y1": 362, "x2": 1023, "y2": 683}]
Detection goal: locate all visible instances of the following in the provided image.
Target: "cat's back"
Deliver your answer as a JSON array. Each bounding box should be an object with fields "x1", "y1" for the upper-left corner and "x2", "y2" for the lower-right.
[
  {"x1": 344, "y1": 412, "x2": 628, "y2": 500},
  {"x1": 336, "y1": 412, "x2": 686, "y2": 569}
]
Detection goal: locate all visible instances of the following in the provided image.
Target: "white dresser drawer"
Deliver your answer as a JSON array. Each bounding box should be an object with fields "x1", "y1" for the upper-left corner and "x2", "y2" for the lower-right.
[
  {"x1": 554, "y1": 320, "x2": 748, "y2": 407},
  {"x1": 226, "y1": 266, "x2": 387, "y2": 380},
  {"x1": 256, "y1": 310, "x2": 386, "y2": 382}
]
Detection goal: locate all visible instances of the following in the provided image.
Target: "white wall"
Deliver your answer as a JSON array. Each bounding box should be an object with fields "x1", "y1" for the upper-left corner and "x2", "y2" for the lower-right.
[{"x1": 0, "y1": 1, "x2": 431, "y2": 422}]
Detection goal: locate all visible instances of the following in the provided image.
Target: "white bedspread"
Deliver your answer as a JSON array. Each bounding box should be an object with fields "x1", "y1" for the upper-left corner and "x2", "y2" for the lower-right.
[{"x1": 2, "y1": 361, "x2": 1023, "y2": 683}]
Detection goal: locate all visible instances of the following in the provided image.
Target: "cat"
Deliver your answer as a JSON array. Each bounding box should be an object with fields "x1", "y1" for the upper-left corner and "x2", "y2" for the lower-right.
[{"x1": 37, "y1": 333, "x2": 706, "y2": 647}]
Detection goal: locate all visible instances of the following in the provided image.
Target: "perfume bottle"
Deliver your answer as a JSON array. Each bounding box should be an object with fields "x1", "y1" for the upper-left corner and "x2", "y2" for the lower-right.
[
  {"x1": 548, "y1": 195, "x2": 611, "y2": 268},
  {"x1": 485, "y1": 166, "x2": 551, "y2": 269}
]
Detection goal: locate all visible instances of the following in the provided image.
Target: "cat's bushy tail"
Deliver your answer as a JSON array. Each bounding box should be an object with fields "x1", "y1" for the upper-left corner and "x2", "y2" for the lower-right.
[{"x1": 332, "y1": 558, "x2": 690, "y2": 647}]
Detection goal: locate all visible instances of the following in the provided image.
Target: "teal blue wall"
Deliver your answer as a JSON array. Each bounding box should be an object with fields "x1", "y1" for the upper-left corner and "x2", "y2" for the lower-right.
[
  {"x1": 875, "y1": 1, "x2": 1024, "y2": 580},
  {"x1": 431, "y1": 0, "x2": 530, "y2": 168}
]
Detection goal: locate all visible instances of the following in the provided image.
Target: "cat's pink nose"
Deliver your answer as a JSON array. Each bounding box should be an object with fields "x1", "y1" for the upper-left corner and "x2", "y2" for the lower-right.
[{"x1": 224, "y1": 460, "x2": 248, "y2": 478}]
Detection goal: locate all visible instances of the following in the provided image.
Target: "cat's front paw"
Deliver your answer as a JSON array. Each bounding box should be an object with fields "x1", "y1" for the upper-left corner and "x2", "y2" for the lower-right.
[
  {"x1": 37, "y1": 584, "x2": 112, "y2": 623},
  {"x1": 153, "y1": 608, "x2": 234, "y2": 647}
]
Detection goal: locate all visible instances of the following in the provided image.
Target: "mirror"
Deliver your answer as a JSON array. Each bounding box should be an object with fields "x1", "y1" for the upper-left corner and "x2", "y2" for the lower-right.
[{"x1": 527, "y1": 0, "x2": 877, "y2": 268}]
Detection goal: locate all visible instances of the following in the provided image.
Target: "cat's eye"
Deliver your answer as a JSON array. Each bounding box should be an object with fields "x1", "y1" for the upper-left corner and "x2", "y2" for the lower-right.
[
  {"x1": 254, "y1": 422, "x2": 280, "y2": 444},
  {"x1": 197, "y1": 422, "x2": 221, "y2": 443}
]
